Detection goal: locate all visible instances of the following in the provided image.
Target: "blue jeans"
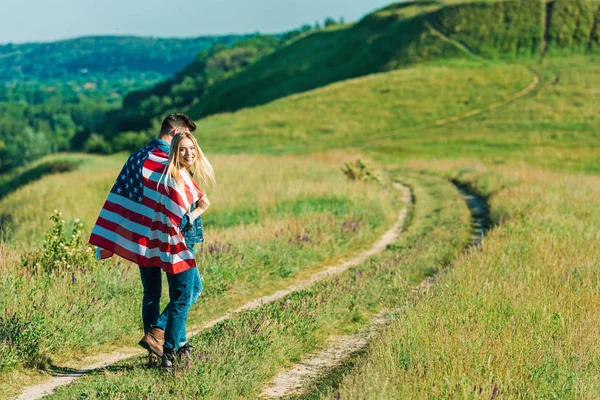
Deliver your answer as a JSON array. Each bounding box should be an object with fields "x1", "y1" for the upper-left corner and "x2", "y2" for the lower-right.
[
  {"x1": 139, "y1": 261, "x2": 202, "y2": 350},
  {"x1": 155, "y1": 267, "x2": 202, "y2": 348}
]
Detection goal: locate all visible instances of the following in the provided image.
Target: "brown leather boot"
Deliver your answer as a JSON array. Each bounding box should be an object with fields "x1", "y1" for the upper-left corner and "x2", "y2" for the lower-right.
[{"x1": 138, "y1": 327, "x2": 164, "y2": 356}]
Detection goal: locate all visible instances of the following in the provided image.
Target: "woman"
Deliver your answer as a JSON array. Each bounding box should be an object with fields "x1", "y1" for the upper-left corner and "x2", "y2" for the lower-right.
[{"x1": 139, "y1": 131, "x2": 215, "y2": 370}]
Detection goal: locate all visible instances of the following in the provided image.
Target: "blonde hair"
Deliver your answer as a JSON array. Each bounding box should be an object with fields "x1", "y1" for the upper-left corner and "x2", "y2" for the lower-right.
[{"x1": 162, "y1": 132, "x2": 215, "y2": 194}]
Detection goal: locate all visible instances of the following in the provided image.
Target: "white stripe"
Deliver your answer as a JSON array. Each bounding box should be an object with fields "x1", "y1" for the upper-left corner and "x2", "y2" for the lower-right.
[
  {"x1": 180, "y1": 169, "x2": 202, "y2": 200},
  {"x1": 92, "y1": 225, "x2": 193, "y2": 264},
  {"x1": 98, "y1": 208, "x2": 185, "y2": 246},
  {"x1": 142, "y1": 166, "x2": 189, "y2": 216},
  {"x1": 148, "y1": 152, "x2": 168, "y2": 162},
  {"x1": 105, "y1": 191, "x2": 154, "y2": 218}
]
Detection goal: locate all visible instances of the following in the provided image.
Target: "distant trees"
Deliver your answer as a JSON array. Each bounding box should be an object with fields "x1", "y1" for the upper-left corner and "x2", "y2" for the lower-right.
[
  {"x1": 0, "y1": 35, "x2": 249, "y2": 83},
  {"x1": 0, "y1": 127, "x2": 51, "y2": 171},
  {"x1": 102, "y1": 35, "x2": 284, "y2": 140},
  {"x1": 324, "y1": 17, "x2": 337, "y2": 27}
]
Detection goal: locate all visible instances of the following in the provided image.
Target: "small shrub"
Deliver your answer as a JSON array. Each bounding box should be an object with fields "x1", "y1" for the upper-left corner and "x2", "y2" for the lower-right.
[
  {"x1": 83, "y1": 133, "x2": 113, "y2": 154},
  {"x1": 22, "y1": 210, "x2": 96, "y2": 274},
  {"x1": 112, "y1": 130, "x2": 153, "y2": 153},
  {"x1": 0, "y1": 310, "x2": 49, "y2": 371},
  {"x1": 342, "y1": 159, "x2": 382, "y2": 184}
]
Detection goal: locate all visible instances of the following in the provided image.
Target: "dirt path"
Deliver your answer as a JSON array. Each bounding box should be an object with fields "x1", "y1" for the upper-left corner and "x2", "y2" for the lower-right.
[
  {"x1": 260, "y1": 185, "x2": 488, "y2": 399},
  {"x1": 353, "y1": 20, "x2": 541, "y2": 148},
  {"x1": 15, "y1": 183, "x2": 411, "y2": 400}
]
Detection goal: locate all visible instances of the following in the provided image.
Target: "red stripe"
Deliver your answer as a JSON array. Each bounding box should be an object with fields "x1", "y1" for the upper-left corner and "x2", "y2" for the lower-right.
[
  {"x1": 103, "y1": 200, "x2": 178, "y2": 237},
  {"x1": 144, "y1": 158, "x2": 168, "y2": 174},
  {"x1": 99, "y1": 248, "x2": 113, "y2": 259},
  {"x1": 183, "y1": 175, "x2": 194, "y2": 205},
  {"x1": 151, "y1": 148, "x2": 169, "y2": 159},
  {"x1": 90, "y1": 234, "x2": 195, "y2": 274},
  {"x1": 140, "y1": 196, "x2": 183, "y2": 227},
  {"x1": 143, "y1": 179, "x2": 186, "y2": 222},
  {"x1": 95, "y1": 217, "x2": 190, "y2": 255}
]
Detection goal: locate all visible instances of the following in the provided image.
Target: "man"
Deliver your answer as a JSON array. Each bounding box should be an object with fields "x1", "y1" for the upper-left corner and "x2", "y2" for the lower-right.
[{"x1": 89, "y1": 113, "x2": 208, "y2": 370}]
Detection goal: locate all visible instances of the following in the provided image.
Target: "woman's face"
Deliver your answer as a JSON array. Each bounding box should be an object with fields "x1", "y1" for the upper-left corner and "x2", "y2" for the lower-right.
[{"x1": 178, "y1": 137, "x2": 197, "y2": 168}]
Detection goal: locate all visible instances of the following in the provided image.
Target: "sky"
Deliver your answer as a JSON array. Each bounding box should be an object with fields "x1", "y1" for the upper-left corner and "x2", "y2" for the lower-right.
[{"x1": 0, "y1": 0, "x2": 395, "y2": 44}]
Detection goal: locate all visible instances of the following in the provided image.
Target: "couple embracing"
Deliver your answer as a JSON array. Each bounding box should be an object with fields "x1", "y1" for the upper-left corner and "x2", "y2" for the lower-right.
[{"x1": 89, "y1": 113, "x2": 215, "y2": 371}]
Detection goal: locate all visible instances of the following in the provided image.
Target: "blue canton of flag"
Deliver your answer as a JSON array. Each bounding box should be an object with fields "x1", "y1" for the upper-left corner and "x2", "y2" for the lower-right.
[{"x1": 110, "y1": 143, "x2": 152, "y2": 204}]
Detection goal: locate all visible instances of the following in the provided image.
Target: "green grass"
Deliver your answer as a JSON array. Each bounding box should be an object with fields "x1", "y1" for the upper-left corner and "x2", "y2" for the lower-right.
[
  {"x1": 1, "y1": 1, "x2": 599, "y2": 398},
  {"x1": 44, "y1": 171, "x2": 472, "y2": 399},
  {"x1": 369, "y1": 56, "x2": 600, "y2": 174},
  {"x1": 324, "y1": 161, "x2": 600, "y2": 399},
  {"x1": 0, "y1": 152, "x2": 397, "y2": 397},
  {"x1": 194, "y1": 59, "x2": 534, "y2": 154}
]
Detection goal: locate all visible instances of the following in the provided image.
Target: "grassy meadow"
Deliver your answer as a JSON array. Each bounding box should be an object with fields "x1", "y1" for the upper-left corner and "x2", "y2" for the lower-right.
[
  {"x1": 45, "y1": 171, "x2": 473, "y2": 399},
  {"x1": 325, "y1": 162, "x2": 600, "y2": 399},
  {"x1": 0, "y1": 0, "x2": 599, "y2": 398},
  {"x1": 0, "y1": 152, "x2": 398, "y2": 397}
]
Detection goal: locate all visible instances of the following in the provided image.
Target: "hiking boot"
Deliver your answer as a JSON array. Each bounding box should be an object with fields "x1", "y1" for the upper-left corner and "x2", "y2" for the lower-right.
[
  {"x1": 176, "y1": 342, "x2": 193, "y2": 361},
  {"x1": 138, "y1": 327, "x2": 164, "y2": 356},
  {"x1": 146, "y1": 352, "x2": 157, "y2": 368},
  {"x1": 161, "y1": 347, "x2": 175, "y2": 372}
]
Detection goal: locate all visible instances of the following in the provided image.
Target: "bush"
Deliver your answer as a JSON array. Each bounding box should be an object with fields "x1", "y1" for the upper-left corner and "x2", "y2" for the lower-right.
[
  {"x1": 83, "y1": 133, "x2": 113, "y2": 154},
  {"x1": 0, "y1": 127, "x2": 51, "y2": 172},
  {"x1": 431, "y1": 0, "x2": 545, "y2": 58},
  {"x1": 0, "y1": 310, "x2": 48, "y2": 371},
  {"x1": 112, "y1": 130, "x2": 153, "y2": 152},
  {"x1": 546, "y1": 0, "x2": 600, "y2": 54},
  {"x1": 342, "y1": 159, "x2": 382, "y2": 184},
  {"x1": 22, "y1": 210, "x2": 96, "y2": 274}
]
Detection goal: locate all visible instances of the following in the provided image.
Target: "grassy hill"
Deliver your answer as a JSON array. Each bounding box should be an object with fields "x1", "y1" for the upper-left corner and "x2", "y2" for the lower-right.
[
  {"x1": 0, "y1": 35, "x2": 247, "y2": 83},
  {"x1": 1, "y1": 0, "x2": 599, "y2": 398},
  {"x1": 184, "y1": 0, "x2": 599, "y2": 119},
  {"x1": 106, "y1": 0, "x2": 600, "y2": 140}
]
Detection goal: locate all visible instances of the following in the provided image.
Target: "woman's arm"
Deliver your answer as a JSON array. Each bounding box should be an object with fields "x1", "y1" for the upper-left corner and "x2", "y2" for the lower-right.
[{"x1": 184, "y1": 196, "x2": 210, "y2": 227}]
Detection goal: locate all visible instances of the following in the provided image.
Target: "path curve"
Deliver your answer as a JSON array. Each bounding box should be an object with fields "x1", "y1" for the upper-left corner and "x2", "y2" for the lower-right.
[
  {"x1": 16, "y1": 183, "x2": 412, "y2": 400},
  {"x1": 355, "y1": 19, "x2": 542, "y2": 147},
  {"x1": 261, "y1": 183, "x2": 488, "y2": 399}
]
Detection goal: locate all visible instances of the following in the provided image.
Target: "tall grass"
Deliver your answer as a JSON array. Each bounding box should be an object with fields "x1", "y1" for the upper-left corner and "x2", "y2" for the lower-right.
[
  {"x1": 329, "y1": 161, "x2": 600, "y2": 398},
  {"x1": 44, "y1": 171, "x2": 473, "y2": 399},
  {"x1": 193, "y1": 60, "x2": 533, "y2": 154},
  {"x1": 0, "y1": 152, "x2": 397, "y2": 397}
]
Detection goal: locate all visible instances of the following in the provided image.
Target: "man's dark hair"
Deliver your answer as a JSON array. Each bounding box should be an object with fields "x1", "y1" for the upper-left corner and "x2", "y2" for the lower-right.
[{"x1": 160, "y1": 113, "x2": 196, "y2": 135}]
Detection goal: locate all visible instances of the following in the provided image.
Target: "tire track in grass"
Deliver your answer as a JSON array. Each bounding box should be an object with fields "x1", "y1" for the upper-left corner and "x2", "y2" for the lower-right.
[
  {"x1": 352, "y1": 18, "x2": 542, "y2": 149},
  {"x1": 260, "y1": 182, "x2": 488, "y2": 399},
  {"x1": 15, "y1": 184, "x2": 411, "y2": 400}
]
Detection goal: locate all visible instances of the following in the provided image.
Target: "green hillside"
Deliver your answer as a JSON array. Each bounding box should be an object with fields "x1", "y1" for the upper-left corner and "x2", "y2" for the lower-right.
[
  {"x1": 1, "y1": 0, "x2": 600, "y2": 398},
  {"x1": 186, "y1": 1, "x2": 464, "y2": 119},
  {"x1": 0, "y1": 35, "x2": 247, "y2": 83},
  {"x1": 176, "y1": 0, "x2": 594, "y2": 121},
  {"x1": 103, "y1": 0, "x2": 600, "y2": 141},
  {"x1": 104, "y1": 35, "x2": 284, "y2": 136}
]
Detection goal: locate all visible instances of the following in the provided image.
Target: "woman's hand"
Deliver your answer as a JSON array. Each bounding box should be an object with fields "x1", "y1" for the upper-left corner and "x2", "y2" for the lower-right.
[{"x1": 191, "y1": 196, "x2": 210, "y2": 218}]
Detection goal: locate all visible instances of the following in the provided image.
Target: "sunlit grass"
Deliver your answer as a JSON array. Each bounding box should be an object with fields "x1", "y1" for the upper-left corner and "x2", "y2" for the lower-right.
[
  {"x1": 44, "y1": 171, "x2": 472, "y2": 399},
  {"x1": 328, "y1": 161, "x2": 600, "y2": 398},
  {"x1": 0, "y1": 151, "x2": 398, "y2": 397}
]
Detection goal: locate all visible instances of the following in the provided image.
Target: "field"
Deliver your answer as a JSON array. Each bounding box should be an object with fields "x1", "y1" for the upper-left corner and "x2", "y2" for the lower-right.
[{"x1": 1, "y1": 0, "x2": 600, "y2": 398}]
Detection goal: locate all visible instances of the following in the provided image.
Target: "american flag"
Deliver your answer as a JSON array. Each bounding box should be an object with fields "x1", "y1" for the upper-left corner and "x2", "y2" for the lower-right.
[{"x1": 89, "y1": 141, "x2": 203, "y2": 274}]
